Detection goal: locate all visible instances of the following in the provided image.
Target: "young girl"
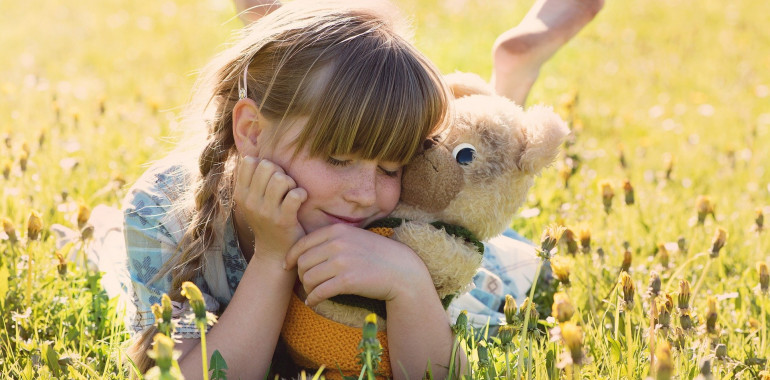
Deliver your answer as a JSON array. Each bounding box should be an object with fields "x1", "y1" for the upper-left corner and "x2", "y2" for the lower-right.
[{"x1": 121, "y1": 0, "x2": 460, "y2": 378}]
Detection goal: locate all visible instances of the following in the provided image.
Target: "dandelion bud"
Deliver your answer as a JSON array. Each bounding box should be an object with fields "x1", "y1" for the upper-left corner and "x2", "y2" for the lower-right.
[
  {"x1": 696, "y1": 196, "x2": 715, "y2": 224},
  {"x1": 749, "y1": 318, "x2": 760, "y2": 331},
  {"x1": 618, "y1": 146, "x2": 627, "y2": 169},
  {"x1": 705, "y1": 296, "x2": 718, "y2": 334},
  {"x1": 145, "y1": 334, "x2": 182, "y2": 379},
  {"x1": 599, "y1": 180, "x2": 614, "y2": 213},
  {"x1": 2, "y1": 217, "x2": 17, "y2": 243},
  {"x1": 677, "y1": 236, "x2": 687, "y2": 253},
  {"x1": 621, "y1": 249, "x2": 632, "y2": 273},
  {"x1": 38, "y1": 128, "x2": 46, "y2": 148},
  {"x1": 657, "y1": 294, "x2": 673, "y2": 328},
  {"x1": 151, "y1": 304, "x2": 163, "y2": 321},
  {"x1": 678, "y1": 280, "x2": 691, "y2": 310},
  {"x1": 19, "y1": 151, "x2": 28, "y2": 172},
  {"x1": 497, "y1": 324, "x2": 515, "y2": 346},
  {"x1": 709, "y1": 227, "x2": 727, "y2": 258},
  {"x1": 562, "y1": 228, "x2": 579, "y2": 255},
  {"x1": 161, "y1": 294, "x2": 173, "y2": 323},
  {"x1": 663, "y1": 154, "x2": 675, "y2": 180},
  {"x1": 714, "y1": 343, "x2": 727, "y2": 360},
  {"x1": 503, "y1": 295, "x2": 517, "y2": 325},
  {"x1": 658, "y1": 243, "x2": 670, "y2": 268},
  {"x1": 80, "y1": 225, "x2": 94, "y2": 241},
  {"x1": 560, "y1": 322, "x2": 585, "y2": 364},
  {"x1": 619, "y1": 272, "x2": 635, "y2": 308},
  {"x1": 596, "y1": 247, "x2": 605, "y2": 259},
  {"x1": 76, "y1": 203, "x2": 91, "y2": 229},
  {"x1": 622, "y1": 179, "x2": 635, "y2": 205},
  {"x1": 2, "y1": 133, "x2": 10, "y2": 148},
  {"x1": 21, "y1": 141, "x2": 30, "y2": 155},
  {"x1": 655, "y1": 341, "x2": 673, "y2": 380},
  {"x1": 2, "y1": 159, "x2": 10, "y2": 180},
  {"x1": 559, "y1": 164, "x2": 572, "y2": 188},
  {"x1": 26, "y1": 210, "x2": 42, "y2": 241},
  {"x1": 756, "y1": 208, "x2": 765, "y2": 231},
  {"x1": 519, "y1": 297, "x2": 539, "y2": 331},
  {"x1": 697, "y1": 360, "x2": 713, "y2": 380},
  {"x1": 540, "y1": 225, "x2": 566, "y2": 257},
  {"x1": 672, "y1": 327, "x2": 686, "y2": 349},
  {"x1": 180, "y1": 281, "x2": 207, "y2": 322},
  {"x1": 552, "y1": 292, "x2": 575, "y2": 323},
  {"x1": 758, "y1": 261, "x2": 769, "y2": 294},
  {"x1": 648, "y1": 271, "x2": 661, "y2": 298},
  {"x1": 579, "y1": 225, "x2": 591, "y2": 254},
  {"x1": 54, "y1": 249, "x2": 67, "y2": 275},
  {"x1": 362, "y1": 313, "x2": 378, "y2": 344},
  {"x1": 550, "y1": 256, "x2": 571, "y2": 286},
  {"x1": 452, "y1": 310, "x2": 468, "y2": 337},
  {"x1": 679, "y1": 309, "x2": 693, "y2": 330}
]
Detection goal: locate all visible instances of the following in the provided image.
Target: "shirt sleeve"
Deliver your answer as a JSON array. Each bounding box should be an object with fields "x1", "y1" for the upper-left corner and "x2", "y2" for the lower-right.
[{"x1": 121, "y1": 166, "x2": 219, "y2": 339}]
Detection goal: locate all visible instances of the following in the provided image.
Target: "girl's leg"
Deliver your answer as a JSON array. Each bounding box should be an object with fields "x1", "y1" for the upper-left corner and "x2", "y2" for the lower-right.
[{"x1": 491, "y1": 0, "x2": 604, "y2": 105}]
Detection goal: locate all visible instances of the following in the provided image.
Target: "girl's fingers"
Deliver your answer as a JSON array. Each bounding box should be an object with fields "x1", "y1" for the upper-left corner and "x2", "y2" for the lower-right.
[
  {"x1": 304, "y1": 277, "x2": 345, "y2": 307},
  {"x1": 264, "y1": 171, "x2": 296, "y2": 207},
  {"x1": 281, "y1": 187, "x2": 307, "y2": 215},
  {"x1": 285, "y1": 226, "x2": 336, "y2": 270},
  {"x1": 236, "y1": 155, "x2": 260, "y2": 192},
  {"x1": 249, "y1": 159, "x2": 280, "y2": 200},
  {"x1": 299, "y1": 260, "x2": 335, "y2": 295}
]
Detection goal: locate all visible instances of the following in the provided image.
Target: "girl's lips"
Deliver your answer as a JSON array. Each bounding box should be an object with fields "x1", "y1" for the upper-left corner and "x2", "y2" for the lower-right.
[{"x1": 323, "y1": 211, "x2": 367, "y2": 227}]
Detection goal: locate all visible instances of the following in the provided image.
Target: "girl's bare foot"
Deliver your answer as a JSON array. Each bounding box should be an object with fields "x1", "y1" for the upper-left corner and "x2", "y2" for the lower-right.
[{"x1": 492, "y1": 0, "x2": 603, "y2": 105}]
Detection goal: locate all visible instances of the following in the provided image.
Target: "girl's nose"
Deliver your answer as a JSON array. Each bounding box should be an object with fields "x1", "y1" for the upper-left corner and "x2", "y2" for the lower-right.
[{"x1": 343, "y1": 167, "x2": 377, "y2": 207}]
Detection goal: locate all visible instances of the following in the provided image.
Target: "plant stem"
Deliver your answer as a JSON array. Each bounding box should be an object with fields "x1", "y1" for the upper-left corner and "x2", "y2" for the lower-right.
[
  {"x1": 504, "y1": 344, "x2": 510, "y2": 380},
  {"x1": 762, "y1": 296, "x2": 767, "y2": 356},
  {"x1": 199, "y1": 321, "x2": 209, "y2": 380},
  {"x1": 691, "y1": 258, "x2": 713, "y2": 300},
  {"x1": 649, "y1": 296, "x2": 657, "y2": 378},
  {"x1": 614, "y1": 295, "x2": 621, "y2": 340},
  {"x1": 663, "y1": 252, "x2": 708, "y2": 292},
  {"x1": 516, "y1": 260, "x2": 544, "y2": 380},
  {"x1": 624, "y1": 309, "x2": 633, "y2": 379}
]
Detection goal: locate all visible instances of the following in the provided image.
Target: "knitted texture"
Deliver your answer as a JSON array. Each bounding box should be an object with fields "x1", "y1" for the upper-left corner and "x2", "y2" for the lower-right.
[{"x1": 280, "y1": 293, "x2": 391, "y2": 379}]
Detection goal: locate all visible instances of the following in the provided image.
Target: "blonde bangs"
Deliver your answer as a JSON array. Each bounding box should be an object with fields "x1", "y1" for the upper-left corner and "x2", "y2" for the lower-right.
[{"x1": 291, "y1": 30, "x2": 449, "y2": 165}]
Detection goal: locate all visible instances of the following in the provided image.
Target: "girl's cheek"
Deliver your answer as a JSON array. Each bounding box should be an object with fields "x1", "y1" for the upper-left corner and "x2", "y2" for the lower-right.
[{"x1": 379, "y1": 176, "x2": 402, "y2": 212}]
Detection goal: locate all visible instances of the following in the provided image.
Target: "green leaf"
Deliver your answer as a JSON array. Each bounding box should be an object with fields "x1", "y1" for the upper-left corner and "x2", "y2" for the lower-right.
[
  {"x1": 209, "y1": 350, "x2": 228, "y2": 380},
  {"x1": 607, "y1": 336, "x2": 622, "y2": 364},
  {"x1": 42, "y1": 342, "x2": 62, "y2": 377}
]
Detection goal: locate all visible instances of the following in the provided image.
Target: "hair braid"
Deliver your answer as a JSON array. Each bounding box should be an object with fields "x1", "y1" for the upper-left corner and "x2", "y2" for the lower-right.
[{"x1": 169, "y1": 124, "x2": 235, "y2": 301}]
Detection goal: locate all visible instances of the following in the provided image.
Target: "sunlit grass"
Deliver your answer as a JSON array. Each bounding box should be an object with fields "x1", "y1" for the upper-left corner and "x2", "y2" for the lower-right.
[{"x1": 1, "y1": 0, "x2": 769, "y2": 378}]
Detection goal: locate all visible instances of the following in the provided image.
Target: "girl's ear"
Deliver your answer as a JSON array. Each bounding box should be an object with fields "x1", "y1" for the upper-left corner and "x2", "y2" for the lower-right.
[{"x1": 233, "y1": 98, "x2": 264, "y2": 156}]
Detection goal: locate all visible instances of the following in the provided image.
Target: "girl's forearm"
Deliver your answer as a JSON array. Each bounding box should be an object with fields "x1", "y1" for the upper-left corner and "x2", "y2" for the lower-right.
[
  {"x1": 178, "y1": 256, "x2": 296, "y2": 380},
  {"x1": 385, "y1": 280, "x2": 466, "y2": 379}
]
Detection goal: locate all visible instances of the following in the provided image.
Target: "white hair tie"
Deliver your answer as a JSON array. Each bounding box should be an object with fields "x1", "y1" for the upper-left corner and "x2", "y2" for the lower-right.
[{"x1": 238, "y1": 66, "x2": 248, "y2": 99}]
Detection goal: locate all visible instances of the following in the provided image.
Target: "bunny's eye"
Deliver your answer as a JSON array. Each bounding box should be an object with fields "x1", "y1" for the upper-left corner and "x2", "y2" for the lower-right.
[{"x1": 452, "y1": 143, "x2": 476, "y2": 165}]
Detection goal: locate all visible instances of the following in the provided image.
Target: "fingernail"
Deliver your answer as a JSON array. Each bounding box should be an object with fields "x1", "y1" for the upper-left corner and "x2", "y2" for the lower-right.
[
  {"x1": 282, "y1": 262, "x2": 287, "y2": 270},
  {"x1": 244, "y1": 155, "x2": 258, "y2": 164}
]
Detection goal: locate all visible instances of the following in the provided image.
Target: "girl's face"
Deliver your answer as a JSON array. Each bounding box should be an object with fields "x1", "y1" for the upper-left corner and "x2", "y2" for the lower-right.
[{"x1": 258, "y1": 119, "x2": 403, "y2": 233}]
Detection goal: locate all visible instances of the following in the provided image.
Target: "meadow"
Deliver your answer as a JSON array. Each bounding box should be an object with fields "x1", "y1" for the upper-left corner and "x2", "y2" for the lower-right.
[{"x1": 1, "y1": 0, "x2": 769, "y2": 378}]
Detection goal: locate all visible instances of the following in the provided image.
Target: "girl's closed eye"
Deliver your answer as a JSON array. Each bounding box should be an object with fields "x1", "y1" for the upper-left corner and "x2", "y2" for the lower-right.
[{"x1": 326, "y1": 156, "x2": 400, "y2": 178}]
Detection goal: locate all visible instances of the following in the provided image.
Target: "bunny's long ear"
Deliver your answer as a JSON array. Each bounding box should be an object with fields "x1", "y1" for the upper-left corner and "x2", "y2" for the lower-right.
[
  {"x1": 518, "y1": 105, "x2": 571, "y2": 174},
  {"x1": 444, "y1": 72, "x2": 494, "y2": 98}
]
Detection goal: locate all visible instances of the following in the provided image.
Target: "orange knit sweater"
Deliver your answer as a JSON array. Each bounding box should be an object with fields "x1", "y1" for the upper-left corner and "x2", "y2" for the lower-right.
[{"x1": 280, "y1": 293, "x2": 391, "y2": 379}]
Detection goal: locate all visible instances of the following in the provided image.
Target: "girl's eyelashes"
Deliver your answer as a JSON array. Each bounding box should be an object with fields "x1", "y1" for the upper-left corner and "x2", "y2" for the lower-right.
[
  {"x1": 326, "y1": 156, "x2": 400, "y2": 177},
  {"x1": 378, "y1": 166, "x2": 400, "y2": 178},
  {"x1": 326, "y1": 156, "x2": 351, "y2": 167}
]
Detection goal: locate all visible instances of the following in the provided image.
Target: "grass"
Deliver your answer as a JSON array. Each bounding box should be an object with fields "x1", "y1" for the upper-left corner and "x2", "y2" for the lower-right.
[{"x1": 2, "y1": 0, "x2": 770, "y2": 378}]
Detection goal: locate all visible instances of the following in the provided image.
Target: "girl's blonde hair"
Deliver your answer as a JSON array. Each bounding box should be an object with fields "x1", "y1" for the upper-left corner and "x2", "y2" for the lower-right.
[{"x1": 132, "y1": 0, "x2": 449, "y2": 372}]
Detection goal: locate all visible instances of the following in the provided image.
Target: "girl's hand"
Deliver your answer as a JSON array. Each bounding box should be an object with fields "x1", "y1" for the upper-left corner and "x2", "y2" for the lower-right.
[
  {"x1": 284, "y1": 224, "x2": 431, "y2": 307},
  {"x1": 234, "y1": 156, "x2": 307, "y2": 261}
]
